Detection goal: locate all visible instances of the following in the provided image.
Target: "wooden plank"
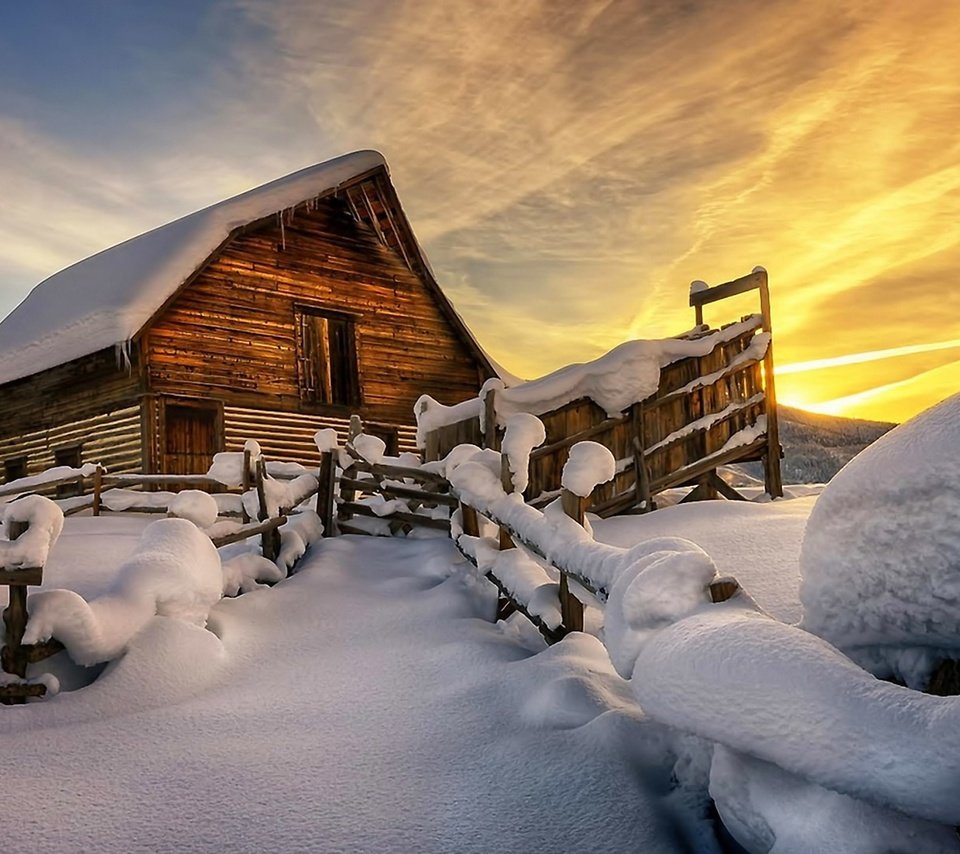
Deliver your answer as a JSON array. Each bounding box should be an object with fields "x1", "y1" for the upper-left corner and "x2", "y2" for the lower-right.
[
  {"x1": 529, "y1": 414, "x2": 628, "y2": 461},
  {"x1": 0, "y1": 567, "x2": 43, "y2": 585},
  {"x1": 337, "y1": 501, "x2": 450, "y2": 531},
  {"x1": 338, "y1": 476, "x2": 459, "y2": 507},
  {"x1": 210, "y1": 515, "x2": 287, "y2": 549},
  {"x1": 0, "y1": 682, "x2": 47, "y2": 703},
  {"x1": 689, "y1": 270, "x2": 765, "y2": 308}
]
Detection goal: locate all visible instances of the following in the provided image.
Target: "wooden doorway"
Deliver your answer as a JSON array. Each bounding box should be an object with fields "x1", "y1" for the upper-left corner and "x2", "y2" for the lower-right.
[{"x1": 161, "y1": 400, "x2": 223, "y2": 475}]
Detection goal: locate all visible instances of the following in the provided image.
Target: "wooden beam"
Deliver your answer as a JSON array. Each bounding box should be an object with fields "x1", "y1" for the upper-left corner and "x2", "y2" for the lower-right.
[{"x1": 689, "y1": 270, "x2": 765, "y2": 308}]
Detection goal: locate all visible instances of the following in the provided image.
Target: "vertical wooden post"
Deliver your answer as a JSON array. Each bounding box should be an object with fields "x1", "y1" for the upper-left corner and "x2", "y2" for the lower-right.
[
  {"x1": 459, "y1": 502, "x2": 480, "y2": 538},
  {"x1": 92, "y1": 465, "x2": 103, "y2": 517},
  {"x1": 255, "y1": 458, "x2": 269, "y2": 523},
  {"x1": 240, "y1": 449, "x2": 251, "y2": 524},
  {"x1": 758, "y1": 271, "x2": 783, "y2": 499},
  {"x1": 482, "y1": 390, "x2": 499, "y2": 451},
  {"x1": 558, "y1": 489, "x2": 585, "y2": 633},
  {"x1": 316, "y1": 450, "x2": 336, "y2": 536},
  {"x1": 424, "y1": 430, "x2": 440, "y2": 463},
  {"x1": 632, "y1": 403, "x2": 655, "y2": 513},
  {"x1": 2, "y1": 521, "x2": 31, "y2": 699},
  {"x1": 498, "y1": 455, "x2": 515, "y2": 551}
]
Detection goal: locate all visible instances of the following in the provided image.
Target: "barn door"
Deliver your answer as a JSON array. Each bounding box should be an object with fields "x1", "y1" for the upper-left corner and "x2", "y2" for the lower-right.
[{"x1": 162, "y1": 401, "x2": 222, "y2": 475}]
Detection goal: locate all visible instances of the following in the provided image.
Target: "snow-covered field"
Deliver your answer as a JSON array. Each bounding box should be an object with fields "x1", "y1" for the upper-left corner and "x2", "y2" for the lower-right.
[{"x1": 4, "y1": 393, "x2": 960, "y2": 852}]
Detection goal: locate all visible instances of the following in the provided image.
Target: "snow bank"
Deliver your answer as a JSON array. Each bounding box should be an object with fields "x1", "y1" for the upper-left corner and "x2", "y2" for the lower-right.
[
  {"x1": 221, "y1": 553, "x2": 284, "y2": 597},
  {"x1": 800, "y1": 392, "x2": 960, "y2": 686},
  {"x1": 561, "y1": 441, "x2": 616, "y2": 498},
  {"x1": 710, "y1": 746, "x2": 960, "y2": 853},
  {"x1": 0, "y1": 151, "x2": 386, "y2": 386},
  {"x1": 0, "y1": 495, "x2": 64, "y2": 568},
  {"x1": 24, "y1": 518, "x2": 222, "y2": 665},
  {"x1": 629, "y1": 591, "x2": 960, "y2": 826}
]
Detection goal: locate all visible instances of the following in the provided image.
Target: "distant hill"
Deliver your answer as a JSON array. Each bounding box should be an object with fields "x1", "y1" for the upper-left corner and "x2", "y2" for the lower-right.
[{"x1": 730, "y1": 406, "x2": 896, "y2": 485}]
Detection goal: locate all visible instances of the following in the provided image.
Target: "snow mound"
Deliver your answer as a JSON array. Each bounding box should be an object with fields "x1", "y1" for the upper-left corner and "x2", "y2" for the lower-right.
[
  {"x1": 710, "y1": 746, "x2": 960, "y2": 854},
  {"x1": 800, "y1": 392, "x2": 960, "y2": 686},
  {"x1": 168, "y1": 490, "x2": 219, "y2": 529},
  {"x1": 1, "y1": 495, "x2": 64, "y2": 568},
  {"x1": 500, "y1": 413, "x2": 546, "y2": 493},
  {"x1": 630, "y1": 591, "x2": 960, "y2": 826},
  {"x1": 561, "y1": 441, "x2": 616, "y2": 498},
  {"x1": 24, "y1": 518, "x2": 222, "y2": 665}
]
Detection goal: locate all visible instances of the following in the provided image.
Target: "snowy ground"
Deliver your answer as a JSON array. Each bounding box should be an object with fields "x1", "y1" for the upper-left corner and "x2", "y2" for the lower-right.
[
  {"x1": 7, "y1": 489, "x2": 948, "y2": 852},
  {"x1": 3, "y1": 516, "x2": 756, "y2": 852}
]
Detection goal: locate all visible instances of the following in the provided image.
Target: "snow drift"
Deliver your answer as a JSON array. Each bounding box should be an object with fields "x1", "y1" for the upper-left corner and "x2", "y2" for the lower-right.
[{"x1": 800, "y1": 391, "x2": 960, "y2": 687}]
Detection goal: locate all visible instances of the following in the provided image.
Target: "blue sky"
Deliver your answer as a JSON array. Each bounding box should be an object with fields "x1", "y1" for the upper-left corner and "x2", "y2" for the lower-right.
[{"x1": 2, "y1": 1, "x2": 959, "y2": 421}]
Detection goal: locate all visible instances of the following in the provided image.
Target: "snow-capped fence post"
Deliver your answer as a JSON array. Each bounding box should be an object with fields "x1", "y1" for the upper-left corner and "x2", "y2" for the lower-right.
[
  {"x1": 254, "y1": 458, "x2": 281, "y2": 562},
  {"x1": 0, "y1": 510, "x2": 64, "y2": 704}
]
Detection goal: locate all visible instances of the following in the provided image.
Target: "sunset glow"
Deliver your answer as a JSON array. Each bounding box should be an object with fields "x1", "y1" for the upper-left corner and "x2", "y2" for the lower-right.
[{"x1": 1, "y1": 1, "x2": 958, "y2": 423}]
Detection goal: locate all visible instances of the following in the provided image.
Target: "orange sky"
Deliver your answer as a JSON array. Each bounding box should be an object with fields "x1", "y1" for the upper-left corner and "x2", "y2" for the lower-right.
[{"x1": 1, "y1": 1, "x2": 958, "y2": 423}]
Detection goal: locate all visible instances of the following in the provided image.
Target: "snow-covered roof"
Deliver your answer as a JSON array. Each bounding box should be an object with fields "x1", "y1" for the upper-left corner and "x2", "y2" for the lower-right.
[{"x1": 0, "y1": 150, "x2": 388, "y2": 386}]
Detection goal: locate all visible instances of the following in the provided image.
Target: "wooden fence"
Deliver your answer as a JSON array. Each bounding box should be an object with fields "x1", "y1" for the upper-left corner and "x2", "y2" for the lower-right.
[
  {"x1": 422, "y1": 269, "x2": 782, "y2": 513},
  {"x1": 448, "y1": 416, "x2": 742, "y2": 644}
]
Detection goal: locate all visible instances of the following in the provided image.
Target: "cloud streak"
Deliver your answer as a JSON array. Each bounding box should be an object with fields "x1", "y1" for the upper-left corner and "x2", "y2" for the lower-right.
[{"x1": 1, "y1": 0, "x2": 958, "y2": 421}]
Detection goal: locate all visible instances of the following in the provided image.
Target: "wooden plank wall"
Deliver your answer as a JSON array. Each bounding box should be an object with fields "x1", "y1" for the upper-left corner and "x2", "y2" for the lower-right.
[
  {"x1": 0, "y1": 404, "x2": 142, "y2": 481},
  {"x1": 144, "y1": 196, "x2": 485, "y2": 429},
  {"x1": 421, "y1": 321, "x2": 771, "y2": 511},
  {"x1": 223, "y1": 406, "x2": 418, "y2": 465},
  {"x1": 0, "y1": 348, "x2": 142, "y2": 440}
]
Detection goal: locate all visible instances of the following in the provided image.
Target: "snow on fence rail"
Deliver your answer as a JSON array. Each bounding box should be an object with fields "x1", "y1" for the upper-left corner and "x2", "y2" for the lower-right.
[
  {"x1": 418, "y1": 269, "x2": 782, "y2": 513},
  {"x1": 436, "y1": 414, "x2": 741, "y2": 643}
]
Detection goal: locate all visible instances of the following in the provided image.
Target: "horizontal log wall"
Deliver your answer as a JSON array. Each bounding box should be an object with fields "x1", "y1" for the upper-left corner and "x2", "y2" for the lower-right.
[
  {"x1": 223, "y1": 406, "x2": 418, "y2": 465},
  {"x1": 144, "y1": 195, "x2": 485, "y2": 428},
  {"x1": 0, "y1": 404, "x2": 142, "y2": 482}
]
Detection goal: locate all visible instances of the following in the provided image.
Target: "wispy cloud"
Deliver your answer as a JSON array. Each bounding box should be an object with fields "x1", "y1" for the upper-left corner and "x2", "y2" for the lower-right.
[{"x1": 1, "y1": 0, "x2": 959, "y2": 421}]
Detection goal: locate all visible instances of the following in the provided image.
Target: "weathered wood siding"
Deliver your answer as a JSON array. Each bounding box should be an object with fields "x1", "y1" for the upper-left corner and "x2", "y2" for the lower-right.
[
  {"x1": 0, "y1": 347, "x2": 143, "y2": 480},
  {"x1": 0, "y1": 403, "x2": 142, "y2": 481},
  {"x1": 223, "y1": 406, "x2": 418, "y2": 465},
  {"x1": 423, "y1": 320, "x2": 770, "y2": 513},
  {"x1": 143, "y1": 196, "x2": 485, "y2": 429}
]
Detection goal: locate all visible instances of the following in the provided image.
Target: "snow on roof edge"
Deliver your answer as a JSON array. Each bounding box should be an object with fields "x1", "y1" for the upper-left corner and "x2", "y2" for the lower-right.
[{"x1": 0, "y1": 150, "x2": 388, "y2": 386}]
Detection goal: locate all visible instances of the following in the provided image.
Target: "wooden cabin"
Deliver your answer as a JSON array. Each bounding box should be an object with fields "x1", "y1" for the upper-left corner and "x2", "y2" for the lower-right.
[{"x1": 0, "y1": 151, "x2": 496, "y2": 480}]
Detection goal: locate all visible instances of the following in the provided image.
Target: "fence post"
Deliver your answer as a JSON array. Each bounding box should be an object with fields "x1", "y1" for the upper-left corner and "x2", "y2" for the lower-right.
[
  {"x1": 316, "y1": 450, "x2": 336, "y2": 536},
  {"x1": 241, "y1": 449, "x2": 251, "y2": 524},
  {"x1": 2, "y1": 521, "x2": 31, "y2": 694},
  {"x1": 498, "y1": 456, "x2": 515, "y2": 551},
  {"x1": 558, "y1": 489, "x2": 586, "y2": 632},
  {"x1": 758, "y1": 270, "x2": 783, "y2": 499},
  {"x1": 483, "y1": 389, "x2": 499, "y2": 451},
  {"x1": 255, "y1": 458, "x2": 281, "y2": 562},
  {"x1": 92, "y1": 465, "x2": 104, "y2": 517}
]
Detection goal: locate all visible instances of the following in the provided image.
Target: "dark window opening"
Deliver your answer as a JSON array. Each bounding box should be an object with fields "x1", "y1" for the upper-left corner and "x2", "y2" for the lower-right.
[
  {"x1": 3, "y1": 456, "x2": 27, "y2": 484},
  {"x1": 55, "y1": 445, "x2": 84, "y2": 497},
  {"x1": 295, "y1": 308, "x2": 360, "y2": 407}
]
